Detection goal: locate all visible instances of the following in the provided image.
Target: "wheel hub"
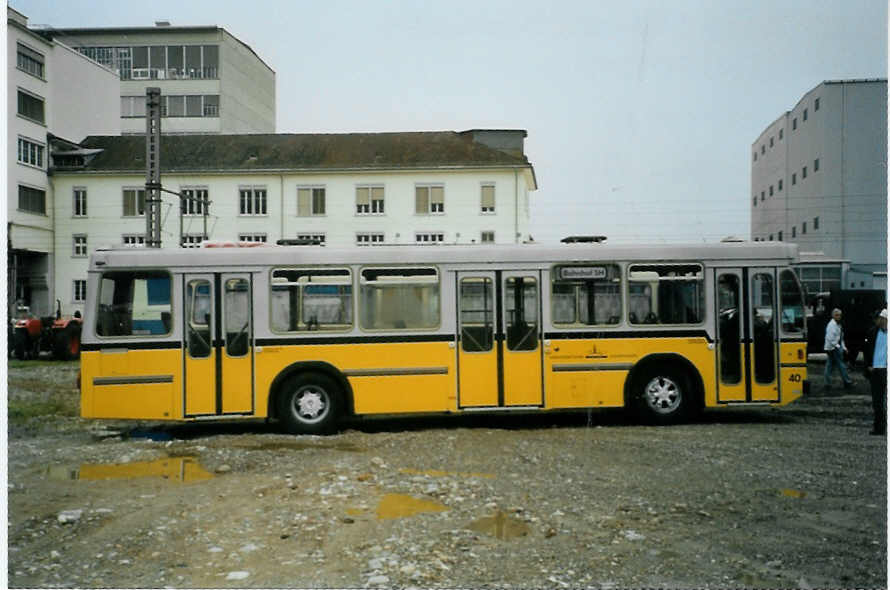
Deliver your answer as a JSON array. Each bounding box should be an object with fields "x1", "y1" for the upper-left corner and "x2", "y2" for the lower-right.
[
  {"x1": 645, "y1": 376, "x2": 681, "y2": 414},
  {"x1": 296, "y1": 390, "x2": 326, "y2": 419}
]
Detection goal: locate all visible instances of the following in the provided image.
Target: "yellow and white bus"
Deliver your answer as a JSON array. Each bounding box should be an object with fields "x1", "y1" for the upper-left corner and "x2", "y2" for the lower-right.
[{"x1": 80, "y1": 241, "x2": 808, "y2": 433}]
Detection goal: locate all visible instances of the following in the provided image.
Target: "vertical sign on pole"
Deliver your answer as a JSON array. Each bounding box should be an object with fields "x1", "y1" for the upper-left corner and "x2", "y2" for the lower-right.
[{"x1": 145, "y1": 87, "x2": 162, "y2": 248}]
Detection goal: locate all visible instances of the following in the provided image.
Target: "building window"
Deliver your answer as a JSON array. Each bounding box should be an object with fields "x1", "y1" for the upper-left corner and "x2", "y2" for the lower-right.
[
  {"x1": 761, "y1": 145, "x2": 765, "y2": 155},
  {"x1": 803, "y1": 108, "x2": 808, "y2": 121},
  {"x1": 203, "y1": 95, "x2": 220, "y2": 117},
  {"x1": 18, "y1": 185, "x2": 46, "y2": 215},
  {"x1": 792, "y1": 173, "x2": 797, "y2": 185},
  {"x1": 297, "y1": 187, "x2": 325, "y2": 216},
  {"x1": 181, "y1": 187, "x2": 208, "y2": 215},
  {"x1": 778, "y1": 231, "x2": 783, "y2": 241},
  {"x1": 17, "y1": 90, "x2": 45, "y2": 124},
  {"x1": 753, "y1": 197, "x2": 757, "y2": 207},
  {"x1": 122, "y1": 234, "x2": 145, "y2": 247},
  {"x1": 778, "y1": 179, "x2": 783, "y2": 192},
  {"x1": 753, "y1": 152, "x2": 757, "y2": 162},
  {"x1": 356, "y1": 232, "x2": 384, "y2": 245},
  {"x1": 292, "y1": 233, "x2": 325, "y2": 245},
  {"x1": 73, "y1": 280, "x2": 87, "y2": 303},
  {"x1": 416, "y1": 232, "x2": 444, "y2": 244},
  {"x1": 769, "y1": 185, "x2": 774, "y2": 197},
  {"x1": 238, "y1": 233, "x2": 267, "y2": 243},
  {"x1": 481, "y1": 231, "x2": 495, "y2": 243},
  {"x1": 73, "y1": 235, "x2": 88, "y2": 257},
  {"x1": 17, "y1": 43, "x2": 45, "y2": 78},
  {"x1": 481, "y1": 184, "x2": 496, "y2": 213},
  {"x1": 181, "y1": 234, "x2": 204, "y2": 248},
  {"x1": 779, "y1": 128, "x2": 784, "y2": 140},
  {"x1": 792, "y1": 226, "x2": 796, "y2": 238},
  {"x1": 815, "y1": 97, "x2": 820, "y2": 111},
  {"x1": 17, "y1": 137, "x2": 45, "y2": 168},
  {"x1": 769, "y1": 234, "x2": 773, "y2": 241},
  {"x1": 814, "y1": 158, "x2": 819, "y2": 172},
  {"x1": 416, "y1": 185, "x2": 445, "y2": 214},
  {"x1": 356, "y1": 186, "x2": 384, "y2": 215},
  {"x1": 802, "y1": 222, "x2": 807, "y2": 235},
  {"x1": 769, "y1": 137, "x2": 774, "y2": 147},
  {"x1": 761, "y1": 191, "x2": 765, "y2": 202},
  {"x1": 122, "y1": 188, "x2": 146, "y2": 217},
  {"x1": 802, "y1": 166, "x2": 807, "y2": 179},
  {"x1": 73, "y1": 188, "x2": 88, "y2": 217},
  {"x1": 239, "y1": 187, "x2": 267, "y2": 215},
  {"x1": 814, "y1": 216, "x2": 819, "y2": 230},
  {"x1": 120, "y1": 96, "x2": 147, "y2": 118},
  {"x1": 792, "y1": 118, "x2": 797, "y2": 130}
]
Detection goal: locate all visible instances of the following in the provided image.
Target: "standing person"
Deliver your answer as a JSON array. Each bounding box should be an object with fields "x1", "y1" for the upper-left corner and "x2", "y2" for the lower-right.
[
  {"x1": 864, "y1": 309, "x2": 887, "y2": 435},
  {"x1": 824, "y1": 308, "x2": 853, "y2": 391}
]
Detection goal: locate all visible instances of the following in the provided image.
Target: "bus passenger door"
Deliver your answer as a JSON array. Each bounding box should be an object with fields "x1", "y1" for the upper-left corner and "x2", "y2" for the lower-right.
[
  {"x1": 220, "y1": 273, "x2": 254, "y2": 414},
  {"x1": 183, "y1": 273, "x2": 254, "y2": 416},
  {"x1": 457, "y1": 272, "x2": 498, "y2": 407},
  {"x1": 748, "y1": 268, "x2": 779, "y2": 402},
  {"x1": 715, "y1": 270, "x2": 745, "y2": 402},
  {"x1": 715, "y1": 268, "x2": 779, "y2": 403},
  {"x1": 183, "y1": 274, "x2": 215, "y2": 416},
  {"x1": 502, "y1": 271, "x2": 543, "y2": 406}
]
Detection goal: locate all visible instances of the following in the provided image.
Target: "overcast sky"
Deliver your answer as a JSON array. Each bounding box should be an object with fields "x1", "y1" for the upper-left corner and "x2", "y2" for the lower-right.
[{"x1": 11, "y1": 0, "x2": 887, "y2": 244}]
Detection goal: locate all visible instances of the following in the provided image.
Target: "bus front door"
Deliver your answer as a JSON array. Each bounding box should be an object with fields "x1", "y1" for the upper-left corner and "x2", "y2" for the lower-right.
[
  {"x1": 456, "y1": 270, "x2": 543, "y2": 408},
  {"x1": 183, "y1": 273, "x2": 255, "y2": 417},
  {"x1": 715, "y1": 268, "x2": 779, "y2": 403}
]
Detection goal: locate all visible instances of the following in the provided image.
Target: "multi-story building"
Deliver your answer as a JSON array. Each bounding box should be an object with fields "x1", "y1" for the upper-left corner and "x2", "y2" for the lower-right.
[
  {"x1": 751, "y1": 79, "x2": 887, "y2": 291},
  {"x1": 7, "y1": 7, "x2": 120, "y2": 316},
  {"x1": 50, "y1": 129, "x2": 538, "y2": 314},
  {"x1": 39, "y1": 21, "x2": 275, "y2": 134}
]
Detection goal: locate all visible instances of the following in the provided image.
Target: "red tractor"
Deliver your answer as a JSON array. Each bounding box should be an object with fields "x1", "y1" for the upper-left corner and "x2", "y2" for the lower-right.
[{"x1": 12, "y1": 300, "x2": 83, "y2": 361}]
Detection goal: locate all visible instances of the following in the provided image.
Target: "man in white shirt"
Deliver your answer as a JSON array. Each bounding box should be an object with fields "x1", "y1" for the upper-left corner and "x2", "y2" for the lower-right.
[{"x1": 823, "y1": 308, "x2": 852, "y2": 391}]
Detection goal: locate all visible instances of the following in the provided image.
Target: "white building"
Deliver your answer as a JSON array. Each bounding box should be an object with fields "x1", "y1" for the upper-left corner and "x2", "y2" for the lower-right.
[
  {"x1": 8, "y1": 7, "x2": 120, "y2": 316},
  {"x1": 751, "y1": 79, "x2": 887, "y2": 291},
  {"x1": 37, "y1": 22, "x2": 275, "y2": 135},
  {"x1": 50, "y1": 129, "x2": 538, "y2": 314}
]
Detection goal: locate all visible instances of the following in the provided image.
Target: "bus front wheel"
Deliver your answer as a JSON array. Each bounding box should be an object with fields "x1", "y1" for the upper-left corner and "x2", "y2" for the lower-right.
[
  {"x1": 632, "y1": 364, "x2": 692, "y2": 425},
  {"x1": 277, "y1": 372, "x2": 342, "y2": 435}
]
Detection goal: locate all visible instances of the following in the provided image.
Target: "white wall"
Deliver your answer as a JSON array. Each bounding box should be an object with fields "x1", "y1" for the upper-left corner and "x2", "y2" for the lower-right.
[{"x1": 48, "y1": 41, "x2": 120, "y2": 142}]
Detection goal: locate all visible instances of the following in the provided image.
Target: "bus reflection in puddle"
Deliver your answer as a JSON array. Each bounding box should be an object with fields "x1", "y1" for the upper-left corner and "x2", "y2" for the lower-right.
[
  {"x1": 374, "y1": 493, "x2": 449, "y2": 519},
  {"x1": 467, "y1": 510, "x2": 530, "y2": 539},
  {"x1": 46, "y1": 457, "x2": 214, "y2": 483}
]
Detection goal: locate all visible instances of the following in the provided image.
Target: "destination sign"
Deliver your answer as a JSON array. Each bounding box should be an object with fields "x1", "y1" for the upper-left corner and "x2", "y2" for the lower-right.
[{"x1": 560, "y1": 266, "x2": 607, "y2": 280}]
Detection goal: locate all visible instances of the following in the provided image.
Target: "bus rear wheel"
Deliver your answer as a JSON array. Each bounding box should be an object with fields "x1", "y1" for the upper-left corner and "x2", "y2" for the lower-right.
[
  {"x1": 277, "y1": 372, "x2": 342, "y2": 435},
  {"x1": 632, "y1": 364, "x2": 692, "y2": 425}
]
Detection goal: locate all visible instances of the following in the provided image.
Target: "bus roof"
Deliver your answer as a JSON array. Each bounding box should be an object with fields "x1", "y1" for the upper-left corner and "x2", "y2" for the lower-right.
[{"x1": 89, "y1": 241, "x2": 799, "y2": 271}]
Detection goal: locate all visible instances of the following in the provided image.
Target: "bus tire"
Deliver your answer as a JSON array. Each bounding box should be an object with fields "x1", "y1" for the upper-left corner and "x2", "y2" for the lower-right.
[
  {"x1": 277, "y1": 372, "x2": 342, "y2": 435},
  {"x1": 631, "y1": 363, "x2": 692, "y2": 425}
]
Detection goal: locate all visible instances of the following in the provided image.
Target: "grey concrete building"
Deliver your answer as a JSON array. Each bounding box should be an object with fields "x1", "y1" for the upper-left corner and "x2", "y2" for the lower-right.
[
  {"x1": 33, "y1": 22, "x2": 276, "y2": 135},
  {"x1": 751, "y1": 79, "x2": 887, "y2": 291}
]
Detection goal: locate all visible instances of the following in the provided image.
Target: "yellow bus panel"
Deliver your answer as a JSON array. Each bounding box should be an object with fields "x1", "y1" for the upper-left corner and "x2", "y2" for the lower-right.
[
  {"x1": 458, "y1": 349, "x2": 498, "y2": 407},
  {"x1": 82, "y1": 349, "x2": 181, "y2": 420}
]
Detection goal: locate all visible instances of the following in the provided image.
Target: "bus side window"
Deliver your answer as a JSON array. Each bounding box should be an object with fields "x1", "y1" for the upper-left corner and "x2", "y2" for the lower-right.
[
  {"x1": 96, "y1": 271, "x2": 172, "y2": 337},
  {"x1": 360, "y1": 267, "x2": 440, "y2": 330},
  {"x1": 628, "y1": 264, "x2": 704, "y2": 325}
]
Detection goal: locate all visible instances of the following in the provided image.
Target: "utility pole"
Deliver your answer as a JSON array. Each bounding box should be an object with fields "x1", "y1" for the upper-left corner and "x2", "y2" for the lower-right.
[{"x1": 145, "y1": 87, "x2": 162, "y2": 248}]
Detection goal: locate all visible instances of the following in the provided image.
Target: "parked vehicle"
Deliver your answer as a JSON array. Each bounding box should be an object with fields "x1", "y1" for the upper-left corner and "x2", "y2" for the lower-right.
[
  {"x1": 12, "y1": 300, "x2": 83, "y2": 361},
  {"x1": 806, "y1": 289, "x2": 886, "y2": 367}
]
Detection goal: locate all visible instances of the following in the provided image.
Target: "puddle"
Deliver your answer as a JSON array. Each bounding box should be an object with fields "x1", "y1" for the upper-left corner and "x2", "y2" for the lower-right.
[
  {"x1": 399, "y1": 467, "x2": 494, "y2": 479},
  {"x1": 780, "y1": 488, "x2": 807, "y2": 499},
  {"x1": 375, "y1": 493, "x2": 449, "y2": 520},
  {"x1": 232, "y1": 441, "x2": 365, "y2": 453},
  {"x1": 467, "y1": 510, "x2": 530, "y2": 540},
  {"x1": 47, "y1": 457, "x2": 214, "y2": 483}
]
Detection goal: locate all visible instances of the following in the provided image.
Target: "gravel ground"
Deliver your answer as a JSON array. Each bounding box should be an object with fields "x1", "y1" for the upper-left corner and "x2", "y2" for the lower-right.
[{"x1": 6, "y1": 359, "x2": 887, "y2": 589}]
